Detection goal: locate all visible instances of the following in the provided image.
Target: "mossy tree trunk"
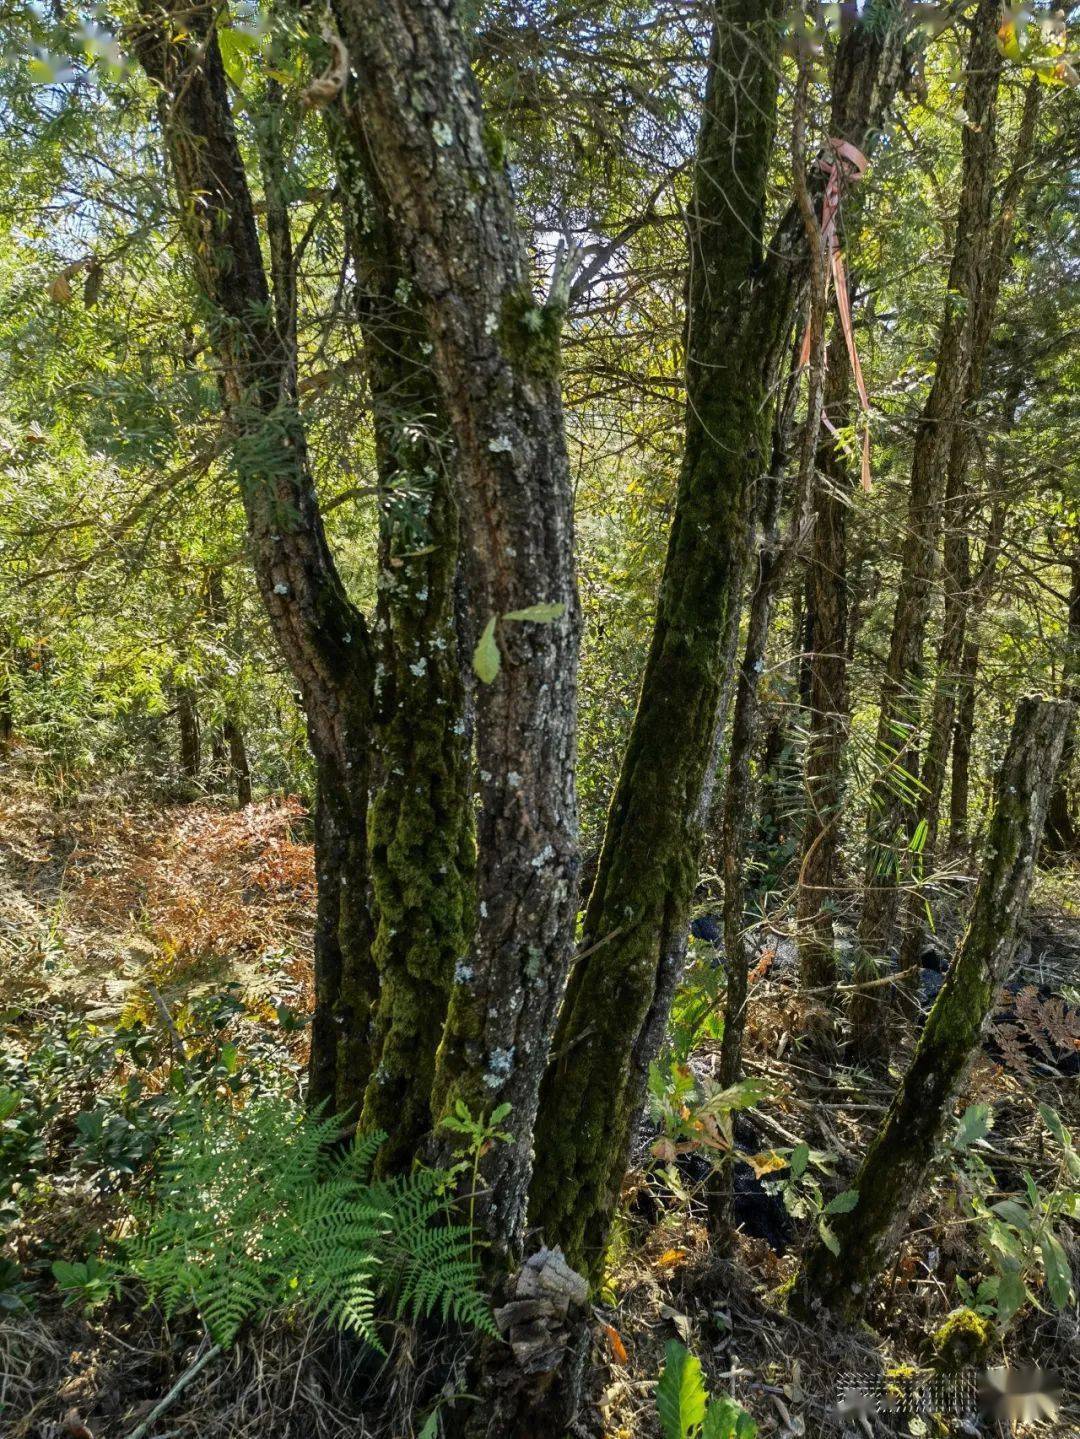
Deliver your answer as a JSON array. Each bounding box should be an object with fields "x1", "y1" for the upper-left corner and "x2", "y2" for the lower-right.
[
  {"x1": 530, "y1": 2, "x2": 910, "y2": 1282},
  {"x1": 794, "y1": 695, "x2": 1071, "y2": 1323},
  {"x1": 719, "y1": 60, "x2": 832, "y2": 1090},
  {"x1": 132, "y1": 6, "x2": 378, "y2": 1117},
  {"x1": 329, "y1": 110, "x2": 477, "y2": 1177},
  {"x1": 333, "y1": 0, "x2": 581, "y2": 1263},
  {"x1": 853, "y1": 0, "x2": 1004, "y2": 1055}
]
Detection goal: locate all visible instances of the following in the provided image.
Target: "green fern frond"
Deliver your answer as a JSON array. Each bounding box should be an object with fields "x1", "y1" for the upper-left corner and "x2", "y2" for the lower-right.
[{"x1": 125, "y1": 1092, "x2": 492, "y2": 1347}]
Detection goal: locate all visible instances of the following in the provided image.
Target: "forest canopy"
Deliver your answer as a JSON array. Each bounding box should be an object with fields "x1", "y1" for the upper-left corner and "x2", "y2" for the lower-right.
[{"x1": 0, "y1": 1, "x2": 1078, "y2": 1436}]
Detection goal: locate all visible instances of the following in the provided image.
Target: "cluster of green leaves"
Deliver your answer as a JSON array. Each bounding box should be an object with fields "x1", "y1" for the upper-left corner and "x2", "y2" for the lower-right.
[
  {"x1": 656, "y1": 1340, "x2": 756, "y2": 1439},
  {"x1": 951, "y1": 1101, "x2": 1078, "y2": 1329},
  {"x1": 127, "y1": 1095, "x2": 492, "y2": 1348},
  {"x1": 763, "y1": 1143, "x2": 859, "y2": 1257}
]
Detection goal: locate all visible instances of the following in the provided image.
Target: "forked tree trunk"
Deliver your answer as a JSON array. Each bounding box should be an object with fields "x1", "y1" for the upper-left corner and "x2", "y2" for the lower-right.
[
  {"x1": 131, "y1": 6, "x2": 378, "y2": 1116},
  {"x1": 794, "y1": 695, "x2": 1071, "y2": 1322},
  {"x1": 853, "y1": 0, "x2": 1003, "y2": 1055},
  {"x1": 531, "y1": 2, "x2": 909, "y2": 1281},
  {"x1": 334, "y1": 0, "x2": 581, "y2": 1264}
]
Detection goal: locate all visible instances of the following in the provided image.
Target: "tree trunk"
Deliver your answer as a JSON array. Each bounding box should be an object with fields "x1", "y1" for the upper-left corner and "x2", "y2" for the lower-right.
[
  {"x1": 794, "y1": 695, "x2": 1071, "y2": 1323},
  {"x1": 1043, "y1": 555, "x2": 1080, "y2": 856},
  {"x1": 949, "y1": 639, "x2": 979, "y2": 851},
  {"x1": 530, "y1": 3, "x2": 909, "y2": 1281},
  {"x1": 853, "y1": 0, "x2": 1003, "y2": 1055},
  {"x1": 131, "y1": 8, "x2": 379, "y2": 1117},
  {"x1": 796, "y1": 320, "x2": 857, "y2": 991},
  {"x1": 334, "y1": 0, "x2": 581, "y2": 1265},
  {"x1": 897, "y1": 83, "x2": 1037, "y2": 971},
  {"x1": 176, "y1": 685, "x2": 200, "y2": 784},
  {"x1": 205, "y1": 569, "x2": 253, "y2": 808},
  {"x1": 719, "y1": 60, "x2": 832, "y2": 1091},
  {"x1": 328, "y1": 109, "x2": 477, "y2": 1177}
]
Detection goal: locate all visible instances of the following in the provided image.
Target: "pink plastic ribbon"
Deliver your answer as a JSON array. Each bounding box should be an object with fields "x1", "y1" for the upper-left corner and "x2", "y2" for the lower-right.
[{"x1": 800, "y1": 138, "x2": 872, "y2": 491}]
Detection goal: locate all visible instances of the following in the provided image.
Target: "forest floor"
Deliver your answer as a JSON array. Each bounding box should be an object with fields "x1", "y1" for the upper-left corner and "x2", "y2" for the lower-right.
[{"x1": 1, "y1": 765, "x2": 1078, "y2": 1437}]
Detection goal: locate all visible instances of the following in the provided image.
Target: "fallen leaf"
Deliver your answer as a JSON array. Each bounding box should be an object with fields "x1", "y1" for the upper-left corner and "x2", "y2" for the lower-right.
[{"x1": 601, "y1": 1321, "x2": 628, "y2": 1365}]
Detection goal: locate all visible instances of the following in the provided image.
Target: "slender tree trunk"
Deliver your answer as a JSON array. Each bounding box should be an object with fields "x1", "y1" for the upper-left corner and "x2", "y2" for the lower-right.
[
  {"x1": 328, "y1": 110, "x2": 477, "y2": 1177},
  {"x1": 853, "y1": 0, "x2": 1003, "y2": 1054},
  {"x1": 204, "y1": 569, "x2": 252, "y2": 807},
  {"x1": 334, "y1": 0, "x2": 581, "y2": 1265},
  {"x1": 796, "y1": 321, "x2": 857, "y2": 990},
  {"x1": 897, "y1": 83, "x2": 1037, "y2": 971},
  {"x1": 949, "y1": 639, "x2": 979, "y2": 851},
  {"x1": 1044, "y1": 556, "x2": 1080, "y2": 856},
  {"x1": 175, "y1": 684, "x2": 200, "y2": 783},
  {"x1": 530, "y1": 3, "x2": 909, "y2": 1281},
  {"x1": 794, "y1": 695, "x2": 1071, "y2": 1322},
  {"x1": 719, "y1": 61, "x2": 831, "y2": 1091},
  {"x1": 131, "y1": 8, "x2": 379, "y2": 1116},
  {"x1": 224, "y1": 719, "x2": 252, "y2": 806}
]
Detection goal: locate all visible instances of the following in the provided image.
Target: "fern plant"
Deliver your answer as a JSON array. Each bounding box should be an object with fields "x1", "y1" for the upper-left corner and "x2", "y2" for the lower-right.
[{"x1": 126, "y1": 1093, "x2": 493, "y2": 1348}]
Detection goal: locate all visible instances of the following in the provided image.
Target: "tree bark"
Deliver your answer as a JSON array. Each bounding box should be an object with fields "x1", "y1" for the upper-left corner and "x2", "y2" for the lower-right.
[
  {"x1": 530, "y1": 2, "x2": 909, "y2": 1281},
  {"x1": 175, "y1": 683, "x2": 200, "y2": 784},
  {"x1": 794, "y1": 694, "x2": 1071, "y2": 1322},
  {"x1": 796, "y1": 321, "x2": 855, "y2": 991},
  {"x1": 719, "y1": 57, "x2": 831, "y2": 1091},
  {"x1": 333, "y1": 0, "x2": 581, "y2": 1262},
  {"x1": 131, "y1": 4, "x2": 378, "y2": 1116},
  {"x1": 853, "y1": 0, "x2": 1003, "y2": 1055},
  {"x1": 327, "y1": 107, "x2": 477, "y2": 1177},
  {"x1": 1043, "y1": 555, "x2": 1080, "y2": 856},
  {"x1": 949, "y1": 639, "x2": 979, "y2": 851}
]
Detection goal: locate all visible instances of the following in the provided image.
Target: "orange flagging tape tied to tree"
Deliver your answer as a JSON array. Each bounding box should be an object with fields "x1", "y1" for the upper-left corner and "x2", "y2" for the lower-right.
[{"x1": 799, "y1": 137, "x2": 872, "y2": 491}]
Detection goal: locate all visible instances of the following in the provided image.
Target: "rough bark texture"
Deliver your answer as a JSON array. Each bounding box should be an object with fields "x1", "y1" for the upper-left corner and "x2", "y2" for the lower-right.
[
  {"x1": 333, "y1": 0, "x2": 580, "y2": 1260},
  {"x1": 132, "y1": 3, "x2": 378, "y2": 1115},
  {"x1": 795, "y1": 695, "x2": 1071, "y2": 1322},
  {"x1": 530, "y1": 1, "x2": 909, "y2": 1281},
  {"x1": 205, "y1": 568, "x2": 252, "y2": 807},
  {"x1": 796, "y1": 322, "x2": 855, "y2": 990},
  {"x1": 529, "y1": 2, "x2": 783, "y2": 1280},
  {"x1": 327, "y1": 110, "x2": 477, "y2": 1175},
  {"x1": 853, "y1": 0, "x2": 1003, "y2": 1052}
]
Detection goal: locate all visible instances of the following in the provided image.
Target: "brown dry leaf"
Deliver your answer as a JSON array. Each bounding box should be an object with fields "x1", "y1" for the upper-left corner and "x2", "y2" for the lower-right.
[
  {"x1": 655, "y1": 1248, "x2": 687, "y2": 1270},
  {"x1": 658, "y1": 1302, "x2": 692, "y2": 1343},
  {"x1": 63, "y1": 1410, "x2": 94, "y2": 1439},
  {"x1": 49, "y1": 273, "x2": 73, "y2": 303}
]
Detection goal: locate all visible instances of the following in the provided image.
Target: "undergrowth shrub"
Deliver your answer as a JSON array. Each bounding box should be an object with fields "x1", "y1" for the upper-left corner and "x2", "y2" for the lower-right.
[{"x1": 126, "y1": 1092, "x2": 494, "y2": 1347}]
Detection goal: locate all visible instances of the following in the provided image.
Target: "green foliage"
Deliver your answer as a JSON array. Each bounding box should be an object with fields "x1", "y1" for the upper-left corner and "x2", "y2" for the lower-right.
[
  {"x1": 656, "y1": 1341, "x2": 756, "y2": 1439},
  {"x1": 50, "y1": 1255, "x2": 120, "y2": 1310},
  {"x1": 764, "y1": 1143, "x2": 858, "y2": 1256},
  {"x1": 953, "y1": 1103, "x2": 1078, "y2": 1328},
  {"x1": 127, "y1": 1093, "x2": 493, "y2": 1348}
]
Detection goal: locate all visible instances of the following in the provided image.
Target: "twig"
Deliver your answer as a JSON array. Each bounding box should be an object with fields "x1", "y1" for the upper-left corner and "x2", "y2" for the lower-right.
[{"x1": 124, "y1": 1341, "x2": 223, "y2": 1439}]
